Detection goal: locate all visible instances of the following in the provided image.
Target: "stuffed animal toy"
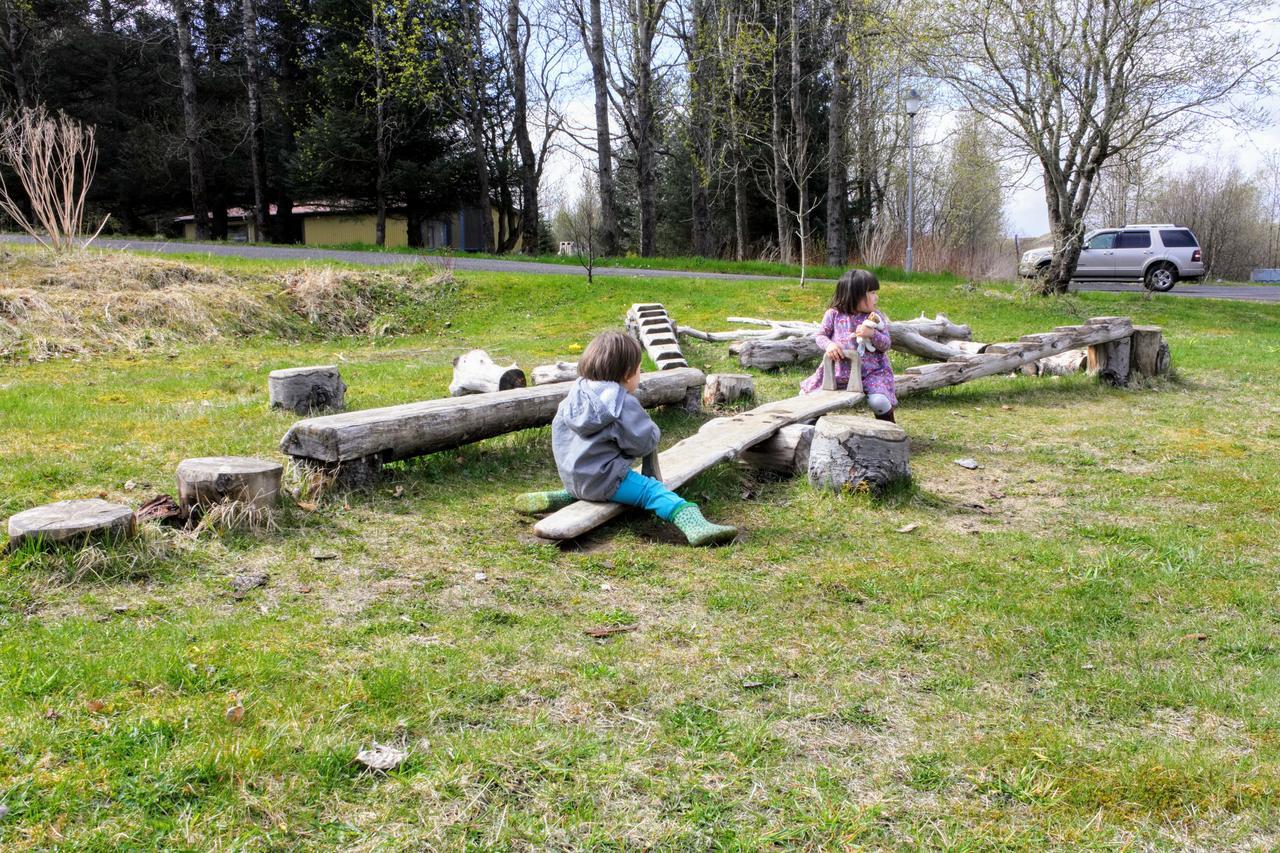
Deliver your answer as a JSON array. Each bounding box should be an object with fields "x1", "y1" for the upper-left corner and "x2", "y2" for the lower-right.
[{"x1": 855, "y1": 313, "x2": 883, "y2": 357}]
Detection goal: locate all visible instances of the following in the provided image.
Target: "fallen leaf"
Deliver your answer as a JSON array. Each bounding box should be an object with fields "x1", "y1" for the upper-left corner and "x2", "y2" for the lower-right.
[
  {"x1": 85, "y1": 699, "x2": 105, "y2": 713},
  {"x1": 741, "y1": 680, "x2": 766, "y2": 689},
  {"x1": 124, "y1": 480, "x2": 136, "y2": 491},
  {"x1": 1183, "y1": 633, "x2": 1208, "y2": 642},
  {"x1": 1082, "y1": 663, "x2": 1095, "y2": 670},
  {"x1": 584, "y1": 624, "x2": 637, "y2": 638},
  {"x1": 600, "y1": 583, "x2": 613, "y2": 591},
  {"x1": 896, "y1": 522, "x2": 920, "y2": 534},
  {"x1": 954, "y1": 458, "x2": 981, "y2": 470},
  {"x1": 112, "y1": 604, "x2": 130, "y2": 613},
  {"x1": 355, "y1": 743, "x2": 408, "y2": 772},
  {"x1": 43, "y1": 708, "x2": 59, "y2": 721},
  {"x1": 393, "y1": 485, "x2": 405, "y2": 498},
  {"x1": 226, "y1": 703, "x2": 245, "y2": 724},
  {"x1": 311, "y1": 551, "x2": 338, "y2": 561},
  {"x1": 474, "y1": 571, "x2": 488, "y2": 582},
  {"x1": 299, "y1": 585, "x2": 313, "y2": 594},
  {"x1": 297, "y1": 501, "x2": 318, "y2": 512}
]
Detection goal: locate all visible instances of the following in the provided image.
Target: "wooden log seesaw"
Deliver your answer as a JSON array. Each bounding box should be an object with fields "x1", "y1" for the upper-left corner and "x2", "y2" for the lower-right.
[{"x1": 534, "y1": 316, "x2": 1163, "y2": 541}]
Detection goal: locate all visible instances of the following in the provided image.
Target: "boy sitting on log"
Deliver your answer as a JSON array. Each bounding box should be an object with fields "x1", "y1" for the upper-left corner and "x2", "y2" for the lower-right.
[{"x1": 516, "y1": 331, "x2": 737, "y2": 546}]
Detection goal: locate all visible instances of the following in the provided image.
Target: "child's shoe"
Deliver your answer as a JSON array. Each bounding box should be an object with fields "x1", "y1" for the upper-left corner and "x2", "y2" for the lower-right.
[
  {"x1": 515, "y1": 489, "x2": 575, "y2": 515},
  {"x1": 670, "y1": 502, "x2": 737, "y2": 546}
]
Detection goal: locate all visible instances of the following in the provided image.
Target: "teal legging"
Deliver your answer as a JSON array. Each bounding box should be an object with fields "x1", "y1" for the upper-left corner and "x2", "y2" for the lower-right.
[{"x1": 610, "y1": 471, "x2": 685, "y2": 520}]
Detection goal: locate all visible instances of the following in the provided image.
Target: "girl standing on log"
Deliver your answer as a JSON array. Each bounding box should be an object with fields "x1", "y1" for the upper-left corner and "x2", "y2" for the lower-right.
[
  {"x1": 800, "y1": 269, "x2": 898, "y2": 422},
  {"x1": 516, "y1": 331, "x2": 738, "y2": 546}
]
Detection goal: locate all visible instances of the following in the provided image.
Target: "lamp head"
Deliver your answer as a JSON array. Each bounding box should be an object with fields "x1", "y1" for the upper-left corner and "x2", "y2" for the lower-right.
[{"x1": 904, "y1": 88, "x2": 922, "y2": 116}]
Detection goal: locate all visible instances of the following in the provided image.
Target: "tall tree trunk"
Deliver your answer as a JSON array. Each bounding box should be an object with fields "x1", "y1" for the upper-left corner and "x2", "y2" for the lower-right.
[
  {"x1": 771, "y1": 49, "x2": 791, "y2": 265},
  {"x1": 789, "y1": 0, "x2": 809, "y2": 255},
  {"x1": 374, "y1": 32, "x2": 388, "y2": 248},
  {"x1": 173, "y1": 0, "x2": 210, "y2": 240},
  {"x1": 507, "y1": 0, "x2": 539, "y2": 255},
  {"x1": 635, "y1": 17, "x2": 657, "y2": 258},
  {"x1": 241, "y1": 0, "x2": 269, "y2": 242},
  {"x1": 1, "y1": 1, "x2": 31, "y2": 107},
  {"x1": 584, "y1": 0, "x2": 618, "y2": 255},
  {"x1": 459, "y1": 0, "x2": 493, "y2": 252},
  {"x1": 687, "y1": 0, "x2": 714, "y2": 257},
  {"x1": 733, "y1": 163, "x2": 748, "y2": 261},
  {"x1": 825, "y1": 15, "x2": 848, "y2": 266}
]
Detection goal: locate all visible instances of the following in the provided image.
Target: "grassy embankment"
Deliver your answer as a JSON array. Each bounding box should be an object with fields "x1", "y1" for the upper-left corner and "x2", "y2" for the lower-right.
[{"x1": 1, "y1": 246, "x2": 1279, "y2": 848}]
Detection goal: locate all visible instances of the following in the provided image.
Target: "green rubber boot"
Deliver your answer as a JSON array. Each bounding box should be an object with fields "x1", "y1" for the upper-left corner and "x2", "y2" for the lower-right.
[
  {"x1": 670, "y1": 502, "x2": 737, "y2": 546},
  {"x1": 515, "y1": 489, "x2": 575, "y2": 515}
]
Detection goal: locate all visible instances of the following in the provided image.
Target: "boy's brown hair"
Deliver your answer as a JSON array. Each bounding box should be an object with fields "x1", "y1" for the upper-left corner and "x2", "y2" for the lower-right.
[{"x1": 578, "y1": 331, "x2": 643, "y2": 383}]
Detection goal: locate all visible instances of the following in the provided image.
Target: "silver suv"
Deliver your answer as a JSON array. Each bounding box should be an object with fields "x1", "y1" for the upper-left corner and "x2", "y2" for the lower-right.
[{"x1": 1019, "y1": 224, "x2": 1205, "y2": 291}]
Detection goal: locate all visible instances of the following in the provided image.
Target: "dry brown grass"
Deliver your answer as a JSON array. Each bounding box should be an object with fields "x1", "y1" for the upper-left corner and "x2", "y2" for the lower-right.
[{"x1": 0, "y1": 249, "x2": 453, "y2": 360}]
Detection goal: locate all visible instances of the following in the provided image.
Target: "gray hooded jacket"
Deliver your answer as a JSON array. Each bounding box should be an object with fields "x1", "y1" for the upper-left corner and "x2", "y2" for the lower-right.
[{"x1": 552, "y1": 378, "x2": 660, "y2": 501}]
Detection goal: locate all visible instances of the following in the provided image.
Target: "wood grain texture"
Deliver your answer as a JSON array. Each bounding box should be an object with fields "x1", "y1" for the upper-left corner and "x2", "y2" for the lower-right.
[
  {"x1": 280, "y1": 367, "x2": 706, "y2": 464},
  {"x1": 533, "y1": 389, "x2": 864, "y2": 539}
]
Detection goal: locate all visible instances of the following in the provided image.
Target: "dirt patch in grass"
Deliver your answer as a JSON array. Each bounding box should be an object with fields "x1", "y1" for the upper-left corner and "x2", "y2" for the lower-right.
[{"x1": 0, "y1": 249, "x2": 454, "y2": 360}]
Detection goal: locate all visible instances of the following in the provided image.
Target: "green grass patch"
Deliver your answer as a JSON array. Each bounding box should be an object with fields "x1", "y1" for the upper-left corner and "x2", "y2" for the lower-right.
[{"x1": 0, "y1": 249, "x2": 1278, "y2": 847}]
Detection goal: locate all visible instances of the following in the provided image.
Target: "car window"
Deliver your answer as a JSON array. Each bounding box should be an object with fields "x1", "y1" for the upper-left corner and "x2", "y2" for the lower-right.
[
  {"x1": 1159, "y1": 229, "x2": 1198, "y2": 248},
  {"x1": 1115, "y1": 231, "x2": 1152, "y2": 249},
  {"x1": 1086, "y1": 232, "x2": 1117, "y2": 250}
]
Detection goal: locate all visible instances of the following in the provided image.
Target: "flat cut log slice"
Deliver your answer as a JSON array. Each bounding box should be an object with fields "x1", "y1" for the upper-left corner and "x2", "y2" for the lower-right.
[
  {"x1": 808, "y1": 415, "x2": 910, "y2": 492},
  {"x1": 269, "y1": 365, "x2": 346, "y2": 414},
  {"x1": 6, "y1": 499, "x2": 136, "y2": 552},
  {"x1": 177, "y1": 457, "x2": 284, "y2": 514}
]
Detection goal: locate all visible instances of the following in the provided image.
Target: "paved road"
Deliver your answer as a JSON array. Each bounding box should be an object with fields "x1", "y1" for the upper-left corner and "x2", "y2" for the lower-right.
[
  {"x1": 6, "y1": 235, "x2": 1280, "y2": 301},
  {"x1": 1072, "y1": 280, "x2": 1280, "y2": 303},
  {"x1": 1, "y1": 235, "x2": 802, "y2": 284}
]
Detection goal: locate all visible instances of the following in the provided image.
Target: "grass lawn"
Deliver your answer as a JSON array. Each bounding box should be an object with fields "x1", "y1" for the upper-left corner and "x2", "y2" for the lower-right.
[{"x1": 2, "y1": 253, "x2": 1279, "y2": 848}]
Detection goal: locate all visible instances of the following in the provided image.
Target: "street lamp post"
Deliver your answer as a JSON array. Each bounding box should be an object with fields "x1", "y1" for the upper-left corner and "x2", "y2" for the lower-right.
[{"x1": 904, "y1": 87, "x2": 922, "y2": 274}]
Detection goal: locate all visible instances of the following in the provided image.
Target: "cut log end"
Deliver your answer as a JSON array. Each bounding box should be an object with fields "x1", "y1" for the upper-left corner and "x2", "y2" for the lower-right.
[
  {"x1": 450, "y1": 350, "x2": 528, "y2": 396},
  {"x1": 177, "y1": 457, "x2": 283, "y2": 513},
  {"x1": 703, "y1": 374, "x2": 756, "y2": 407},
  {"x1": 808, "y1": 415, "x2": 910, "y2": 493},
  {"x1": 6, "y1": 499, "x2": 136, "y2": 553},
  {"x1": 268, "y1": 365, "x2": 346, "y2": 415}
]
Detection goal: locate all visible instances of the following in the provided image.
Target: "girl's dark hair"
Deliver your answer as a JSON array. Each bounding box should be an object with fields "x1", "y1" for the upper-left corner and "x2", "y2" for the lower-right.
[
  {"x1": 578, "y1": 330, "x2": 643, "y2": 383},
  {"x1": 829, "y1": 268, "x2": 880, "y2": 315}
]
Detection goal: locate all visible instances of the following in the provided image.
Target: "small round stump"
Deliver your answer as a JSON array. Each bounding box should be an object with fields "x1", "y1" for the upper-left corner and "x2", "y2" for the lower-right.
[
  {"x1": 177, "y1": 457, "x2": 284, "y2": 514},
  {"x1": 269, "y1": 365, "x2": 346, "y2": 414},
  {"x1": 703, "y1": 373, "x2": 756, "y2": 407},
  {"x1": 808, "y1": 415, "x2": 910, "y2": 493},
  {"x1": 6, "y1": 499, "x2": 136, "y2": 552}
]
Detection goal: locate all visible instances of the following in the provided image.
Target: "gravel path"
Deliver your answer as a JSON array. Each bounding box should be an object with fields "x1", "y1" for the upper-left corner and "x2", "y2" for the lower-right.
[{"x1": 6, "y1": 235, "x2": 1279, "y2": 301}]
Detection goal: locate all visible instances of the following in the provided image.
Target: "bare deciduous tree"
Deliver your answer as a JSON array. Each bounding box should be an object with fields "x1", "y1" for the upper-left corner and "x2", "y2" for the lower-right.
[
  {"x1": 929, "y1": 0, "x2": 1279, "y2": 293},
  {"x1": 0, "y1": 106, "x2": 109, "y2": 252}
]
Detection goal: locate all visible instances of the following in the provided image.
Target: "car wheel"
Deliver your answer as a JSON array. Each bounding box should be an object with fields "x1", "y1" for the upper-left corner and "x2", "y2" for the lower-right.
[
  {"x1": 1143, "y1": 263, "x2": 1177, "y2": 292},
  {"x1": 1035, "y1": 261, "x2": 1051, "y2": 281}
]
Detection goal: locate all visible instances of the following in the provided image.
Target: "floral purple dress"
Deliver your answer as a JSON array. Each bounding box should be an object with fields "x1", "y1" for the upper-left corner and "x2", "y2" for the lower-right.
[{"x1": 800, "y1": 309, "x2": 897, "y2": 406}]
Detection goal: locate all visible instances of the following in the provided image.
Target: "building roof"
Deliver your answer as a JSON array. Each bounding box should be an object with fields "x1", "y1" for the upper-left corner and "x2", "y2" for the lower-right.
[{"x1": 173, "y1": 202, "x2": 361, "y2": 223}]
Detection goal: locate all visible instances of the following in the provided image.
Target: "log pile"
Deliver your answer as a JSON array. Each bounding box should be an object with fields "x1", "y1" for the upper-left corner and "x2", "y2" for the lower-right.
[{"x1": 728, "y1": 315, "x2": 978, "y2": 369}]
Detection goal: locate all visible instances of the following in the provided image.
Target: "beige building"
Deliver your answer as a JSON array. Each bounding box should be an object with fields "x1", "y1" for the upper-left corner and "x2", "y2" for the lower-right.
[{"x1": 176, "y1": 202, "x2": 516, "y2": 251}]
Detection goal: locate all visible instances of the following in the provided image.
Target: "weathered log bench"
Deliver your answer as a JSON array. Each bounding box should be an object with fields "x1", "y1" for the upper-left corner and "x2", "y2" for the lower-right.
[{"x1": 280, "y1": 367, "x2": 706, "y2": 485}]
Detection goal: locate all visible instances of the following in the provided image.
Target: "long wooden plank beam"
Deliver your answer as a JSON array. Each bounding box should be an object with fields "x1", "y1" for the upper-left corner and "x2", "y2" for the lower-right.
[
  {"x1": 280, "y1": 367, "x2": 705, "y2": 465},
  {"x1": 532, "y1": 389, "x2": 864, "y2": 539},
  {"x1": 533, "y1": 317, "x2": 1134, "y2": 540}
]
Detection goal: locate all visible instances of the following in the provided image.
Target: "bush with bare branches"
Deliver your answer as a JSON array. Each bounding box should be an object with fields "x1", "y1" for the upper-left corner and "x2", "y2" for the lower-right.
[{"x1": 0, "y1": 106, "x2": 109, "y2": 252}]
